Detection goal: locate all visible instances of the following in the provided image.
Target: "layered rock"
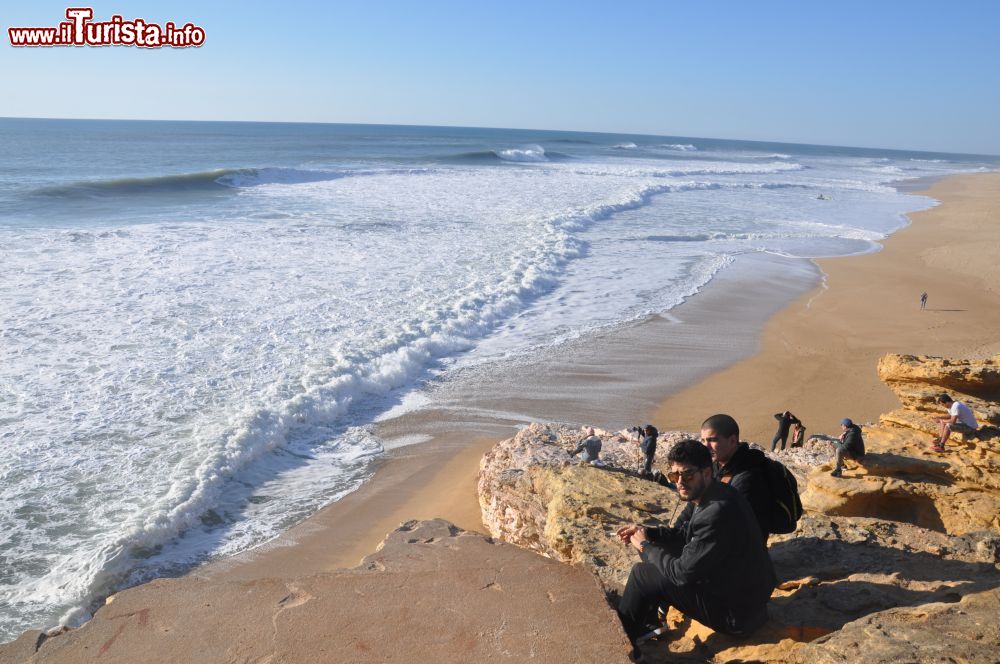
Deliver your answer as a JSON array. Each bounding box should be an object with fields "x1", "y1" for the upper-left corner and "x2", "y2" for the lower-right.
[
  {"x1": 478, "y1": 355, "x2": 1000, "y2": 662},
  {"x1": 0, "y1": 519, "x2": 630, "y2": 663},
  {"x1": 877, "y1": 354, "x2": 1000, "y2": 437}
]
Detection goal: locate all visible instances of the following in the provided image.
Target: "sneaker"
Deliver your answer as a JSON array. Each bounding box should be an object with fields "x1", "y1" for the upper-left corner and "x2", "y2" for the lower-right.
[{"x1": 830, "y1": 468, "x2": 842, "y2": 478}]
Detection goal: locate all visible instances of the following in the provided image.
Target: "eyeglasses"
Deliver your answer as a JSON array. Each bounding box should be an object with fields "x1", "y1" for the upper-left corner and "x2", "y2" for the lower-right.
[{"x1": 667, "y1": 468, "x2": 702, "y2": 483}]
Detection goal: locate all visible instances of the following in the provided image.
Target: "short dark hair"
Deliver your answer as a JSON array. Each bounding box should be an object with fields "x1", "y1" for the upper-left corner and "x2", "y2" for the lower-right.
[
  {"x1": 701, "y1": 414, "x2": 739, "y2": 440},
  {"x1": 937, "y1": 393, "x2": 953, "y2": 404},
  {"x1": 667, "y1": 439, "x2": 713, "y2": 469}
]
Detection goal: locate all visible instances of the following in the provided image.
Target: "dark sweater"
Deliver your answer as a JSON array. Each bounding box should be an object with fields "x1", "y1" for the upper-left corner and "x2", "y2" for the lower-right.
[
  {"x1": 842, "y1": 424, "x2": 865, "y2": 459},
  {"x1": 716, "y1": 443, "x2": 771, "y2": 537},
  {"x1": 644, "y1": 480, "x2": 776, "y2": 610}
]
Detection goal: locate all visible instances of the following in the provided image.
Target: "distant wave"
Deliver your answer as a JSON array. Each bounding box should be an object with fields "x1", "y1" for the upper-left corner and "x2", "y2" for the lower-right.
[
  {"x1": 612, "y1": 142, "x2": 638, "y2": 150},
  {"x1": 495, "y1": 144, "x2": 548, "y2": 162},
  {"x1": 660, "y1": 144, "x2": 698, "y2": 151},
  {"x1": 32, "y1": 169, "x2": 250, "y2": 199},
  {"x1": 28, "y1": 167, "x2": 431, "y2": 200},
  {"x1": 438, "y1": 146, "x2": 571, "y2": 165}
]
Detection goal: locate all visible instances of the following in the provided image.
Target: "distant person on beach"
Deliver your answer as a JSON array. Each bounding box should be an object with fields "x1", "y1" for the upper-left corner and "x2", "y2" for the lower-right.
[
  {"x1": 920, "y1": 292, "x2": 928, "y2": 310},
  {"x1": 771, "y1": 411, "x2": 801, "y2": 452},
  {"x1": 615, "y1": 440, "x2": 776, "y2": 647},
  {"x1": 933, "y1": 394, "x2": 979, "y2": 452},
  {"x1": 569, "y1": 427, "x2": 603, "y2": 464},
  {"x1": 830, "y1": 418, "x2": 865, "y2": 477},
  {"x1": 639, "y1": 424, "x2": 658, "y2": 476},
  {"x1": 700, "y1": 414, "x2": 770, "y2": 537}
]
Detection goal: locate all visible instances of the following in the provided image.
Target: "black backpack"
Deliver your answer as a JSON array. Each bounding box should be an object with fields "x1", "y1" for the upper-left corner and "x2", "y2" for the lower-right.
[{"x1": 762, "y1": 456, "x2": 802, "y2": 534}]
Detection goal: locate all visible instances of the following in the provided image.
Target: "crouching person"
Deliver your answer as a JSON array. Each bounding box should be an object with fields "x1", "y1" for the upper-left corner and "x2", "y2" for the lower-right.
[{"x1": 616, "y1": 439, "x2": 776, "y2": 646}]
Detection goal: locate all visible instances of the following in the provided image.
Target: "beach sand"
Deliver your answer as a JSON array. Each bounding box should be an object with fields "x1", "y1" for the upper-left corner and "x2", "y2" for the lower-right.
[
  {"x1": 654, "y1": 172, "x2": 1000, "y2": 444},
  {"x1": 207, "y1": 172, "x2": 1000, "y2": 586}
]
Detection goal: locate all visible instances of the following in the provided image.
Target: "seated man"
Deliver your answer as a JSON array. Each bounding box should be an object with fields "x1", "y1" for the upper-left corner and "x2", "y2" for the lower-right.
[
  {"x1": 700, "y1": 414, "x2": 770, "y2": 537},
  {"x1": 569, "y1": 427, "x2": 603, "y2": 463},
  {"x1": 616, "y1": 440, "x2": 776, "y2": 646},
  {"x1": 934, "y1": 393, "x2": 979, "y2": 451},
  {"x1": 830, "y1": 418, "x2": 865, "y2": 477}
]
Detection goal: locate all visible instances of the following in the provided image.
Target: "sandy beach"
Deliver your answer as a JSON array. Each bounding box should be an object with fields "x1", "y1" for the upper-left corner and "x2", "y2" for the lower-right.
[{"x1": 207, "y1": 172, "x2": 1000, "y2": 584}]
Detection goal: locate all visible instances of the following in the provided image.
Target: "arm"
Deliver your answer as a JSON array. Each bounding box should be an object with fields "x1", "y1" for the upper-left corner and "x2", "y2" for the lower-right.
[{"x1": 643, "y1": 503, "x2": 739, "y2": 587}]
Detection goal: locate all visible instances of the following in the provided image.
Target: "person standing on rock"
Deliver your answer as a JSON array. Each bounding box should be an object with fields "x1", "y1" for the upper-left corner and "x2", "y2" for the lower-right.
[
  {"x1": 639, "y1": 424, "x2": 658, "y2": 477},
  {"x1": 615, "y1": 439, "x2": 776, "y2": 648},
  {"x1": 701, "y1": 414, "x2": 771, "y2": 537},
  {"x1": 771, "y1": 411, "x2": 801, "y2": 452},
  {"x1": 569, "y1": 427, "x2": 603, "y2": 464},
  {"x1": 830, "y1": 418, "x2": 865, "y2": 477},
  {"x1": 920, "y1": 291, "x2": 928, "y2": 309},
  {"x1": 934, "y1": 394, "x2": 979, "y2": 452}
]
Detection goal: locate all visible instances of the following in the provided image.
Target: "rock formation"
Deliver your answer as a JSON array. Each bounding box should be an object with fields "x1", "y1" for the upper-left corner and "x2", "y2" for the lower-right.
[
  {"x1": 478, "y1": 355, "x2": 1000, "y2": 662},
  {"x1": 0, "y1": 519, "x2": 630, "y2": 663}
]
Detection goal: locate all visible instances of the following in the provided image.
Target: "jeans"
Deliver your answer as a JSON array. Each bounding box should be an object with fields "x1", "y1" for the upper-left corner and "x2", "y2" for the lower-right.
[{"x1": 617, "y1": 562, "x2": 768, "y2": 644}]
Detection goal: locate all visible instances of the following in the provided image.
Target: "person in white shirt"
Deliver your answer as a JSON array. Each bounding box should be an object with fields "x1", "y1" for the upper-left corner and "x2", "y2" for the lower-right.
[{"x1": 934, "y1": 393, "x2": 979, "y2": 451}]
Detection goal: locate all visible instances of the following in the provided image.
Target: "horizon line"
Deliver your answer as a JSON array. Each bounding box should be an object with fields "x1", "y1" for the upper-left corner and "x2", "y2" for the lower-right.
[{"x1": 1, "y1": 115, "x2": 997, "y2": 159}]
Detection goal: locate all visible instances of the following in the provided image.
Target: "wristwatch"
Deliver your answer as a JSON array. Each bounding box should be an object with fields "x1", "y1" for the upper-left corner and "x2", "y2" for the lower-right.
[{"x1": 639, "y1": 540, "x2": 651, "y2": 552}]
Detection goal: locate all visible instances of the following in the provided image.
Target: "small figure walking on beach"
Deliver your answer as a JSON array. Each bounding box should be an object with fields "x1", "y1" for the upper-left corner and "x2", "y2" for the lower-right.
[{"x1": 920, "y1": 292, "x2": 928, "y2": 310}]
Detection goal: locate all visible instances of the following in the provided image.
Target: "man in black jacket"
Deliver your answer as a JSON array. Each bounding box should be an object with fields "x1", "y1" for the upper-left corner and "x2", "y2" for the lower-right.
[
  {"x1": 701, "y1": 414, "x2": 771, "y2": 537},
  {"x1": 616, "y1": 439, "x2": 777, "y2": 646},
  {"x1": 830, "y1": 418, "x2": 865, "y2": 477}
]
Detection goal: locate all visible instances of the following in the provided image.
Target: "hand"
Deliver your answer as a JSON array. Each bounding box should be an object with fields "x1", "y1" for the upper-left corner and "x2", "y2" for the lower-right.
[
  {"x1": 628, "y1": 527, "x2": 649, "y2": 552},
  {"x1": 616, "y1": 525, "x2": 639, "y2": 543}
]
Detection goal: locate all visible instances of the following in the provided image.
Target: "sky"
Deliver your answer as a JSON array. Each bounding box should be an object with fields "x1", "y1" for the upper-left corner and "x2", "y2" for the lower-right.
[{"x1": 1, "y1": 1, "x2": 998, "y2": 155}]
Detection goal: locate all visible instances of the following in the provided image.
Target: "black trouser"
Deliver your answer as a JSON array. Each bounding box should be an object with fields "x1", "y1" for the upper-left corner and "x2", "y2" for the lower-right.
[
  {"x1": 617, "y1": 562, "x2": 768, "y2": 643},
  {"x1": 641, "y1": 450, "x2": 655, "y2": 475}
]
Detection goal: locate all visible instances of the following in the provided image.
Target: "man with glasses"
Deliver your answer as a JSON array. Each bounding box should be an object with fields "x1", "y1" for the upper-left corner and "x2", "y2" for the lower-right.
[{"x1": 615, "y1": 439, "x2": 776, "y2": 647}]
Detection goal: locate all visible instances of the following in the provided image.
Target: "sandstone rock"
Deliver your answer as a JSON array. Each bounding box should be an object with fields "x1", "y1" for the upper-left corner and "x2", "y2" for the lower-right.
[
  {"x1": 796, "y1": 587, "x2": 1000, "y2": 663},
  {"x1": 478, "y1": 421, "x2": 1000, "y2": 662},
  {"x1": 877, "y1": 354, "x2": 1000, "y2": 429},
  {"x1": 0, "y1": 519, "x2": 630, "y2": 664}
]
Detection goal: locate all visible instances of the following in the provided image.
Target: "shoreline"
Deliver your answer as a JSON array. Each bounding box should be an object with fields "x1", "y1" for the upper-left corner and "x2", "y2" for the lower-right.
[
  {"x1": 9, "y1": 172, "x2": 1000, "y2": 648},
  {"x1": 203, "y1": 249, "x2": 825, "y2": 579},
  {"x1": 654, "y1": 172, "x2": 1000, "y2": 444},
  {"x1": 208, "y1": 171, "x2": 1000, "y2": 585}
]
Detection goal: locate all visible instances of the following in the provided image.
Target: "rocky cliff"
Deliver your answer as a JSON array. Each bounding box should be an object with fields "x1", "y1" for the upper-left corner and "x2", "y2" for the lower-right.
[{"x1": 478, "y1": 355, "x2": 1000, "y2": 662}]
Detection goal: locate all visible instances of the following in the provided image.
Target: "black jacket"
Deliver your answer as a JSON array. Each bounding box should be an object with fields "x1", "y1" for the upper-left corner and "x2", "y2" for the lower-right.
[
  {"x1": 842, "y1": 424, "x2": 865, "y2": 459},
  {"x1": 716, "y1": 443, "x2": 770, "y2": 537},
  {"x1": 644, "y1": 480, "x2": 777, "y2": 610}
]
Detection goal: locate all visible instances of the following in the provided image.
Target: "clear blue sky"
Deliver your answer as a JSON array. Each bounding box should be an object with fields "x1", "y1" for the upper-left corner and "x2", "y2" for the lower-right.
[{"x1": 3, "y1": 1, "x2": 998, "y2": 154}]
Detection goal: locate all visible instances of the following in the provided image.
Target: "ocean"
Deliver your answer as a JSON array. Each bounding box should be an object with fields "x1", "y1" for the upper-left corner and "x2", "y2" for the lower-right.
[{"x1": 0, "y1": 117, "x2": 996, "y2": 640}]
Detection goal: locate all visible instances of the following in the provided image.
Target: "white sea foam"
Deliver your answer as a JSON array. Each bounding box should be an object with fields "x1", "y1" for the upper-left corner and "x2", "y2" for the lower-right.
[
  {"x1": 661, "y1": 143, "x2": 698, "y2": 151},
  {"x1": 494, "y1": 145, "x2": 547, "y2": 162}
]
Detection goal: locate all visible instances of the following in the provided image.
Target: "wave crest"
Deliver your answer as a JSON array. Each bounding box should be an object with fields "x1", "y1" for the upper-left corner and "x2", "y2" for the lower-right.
[{"x1": 494, "y1": 145, "x2": 547, "y2": 162}]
